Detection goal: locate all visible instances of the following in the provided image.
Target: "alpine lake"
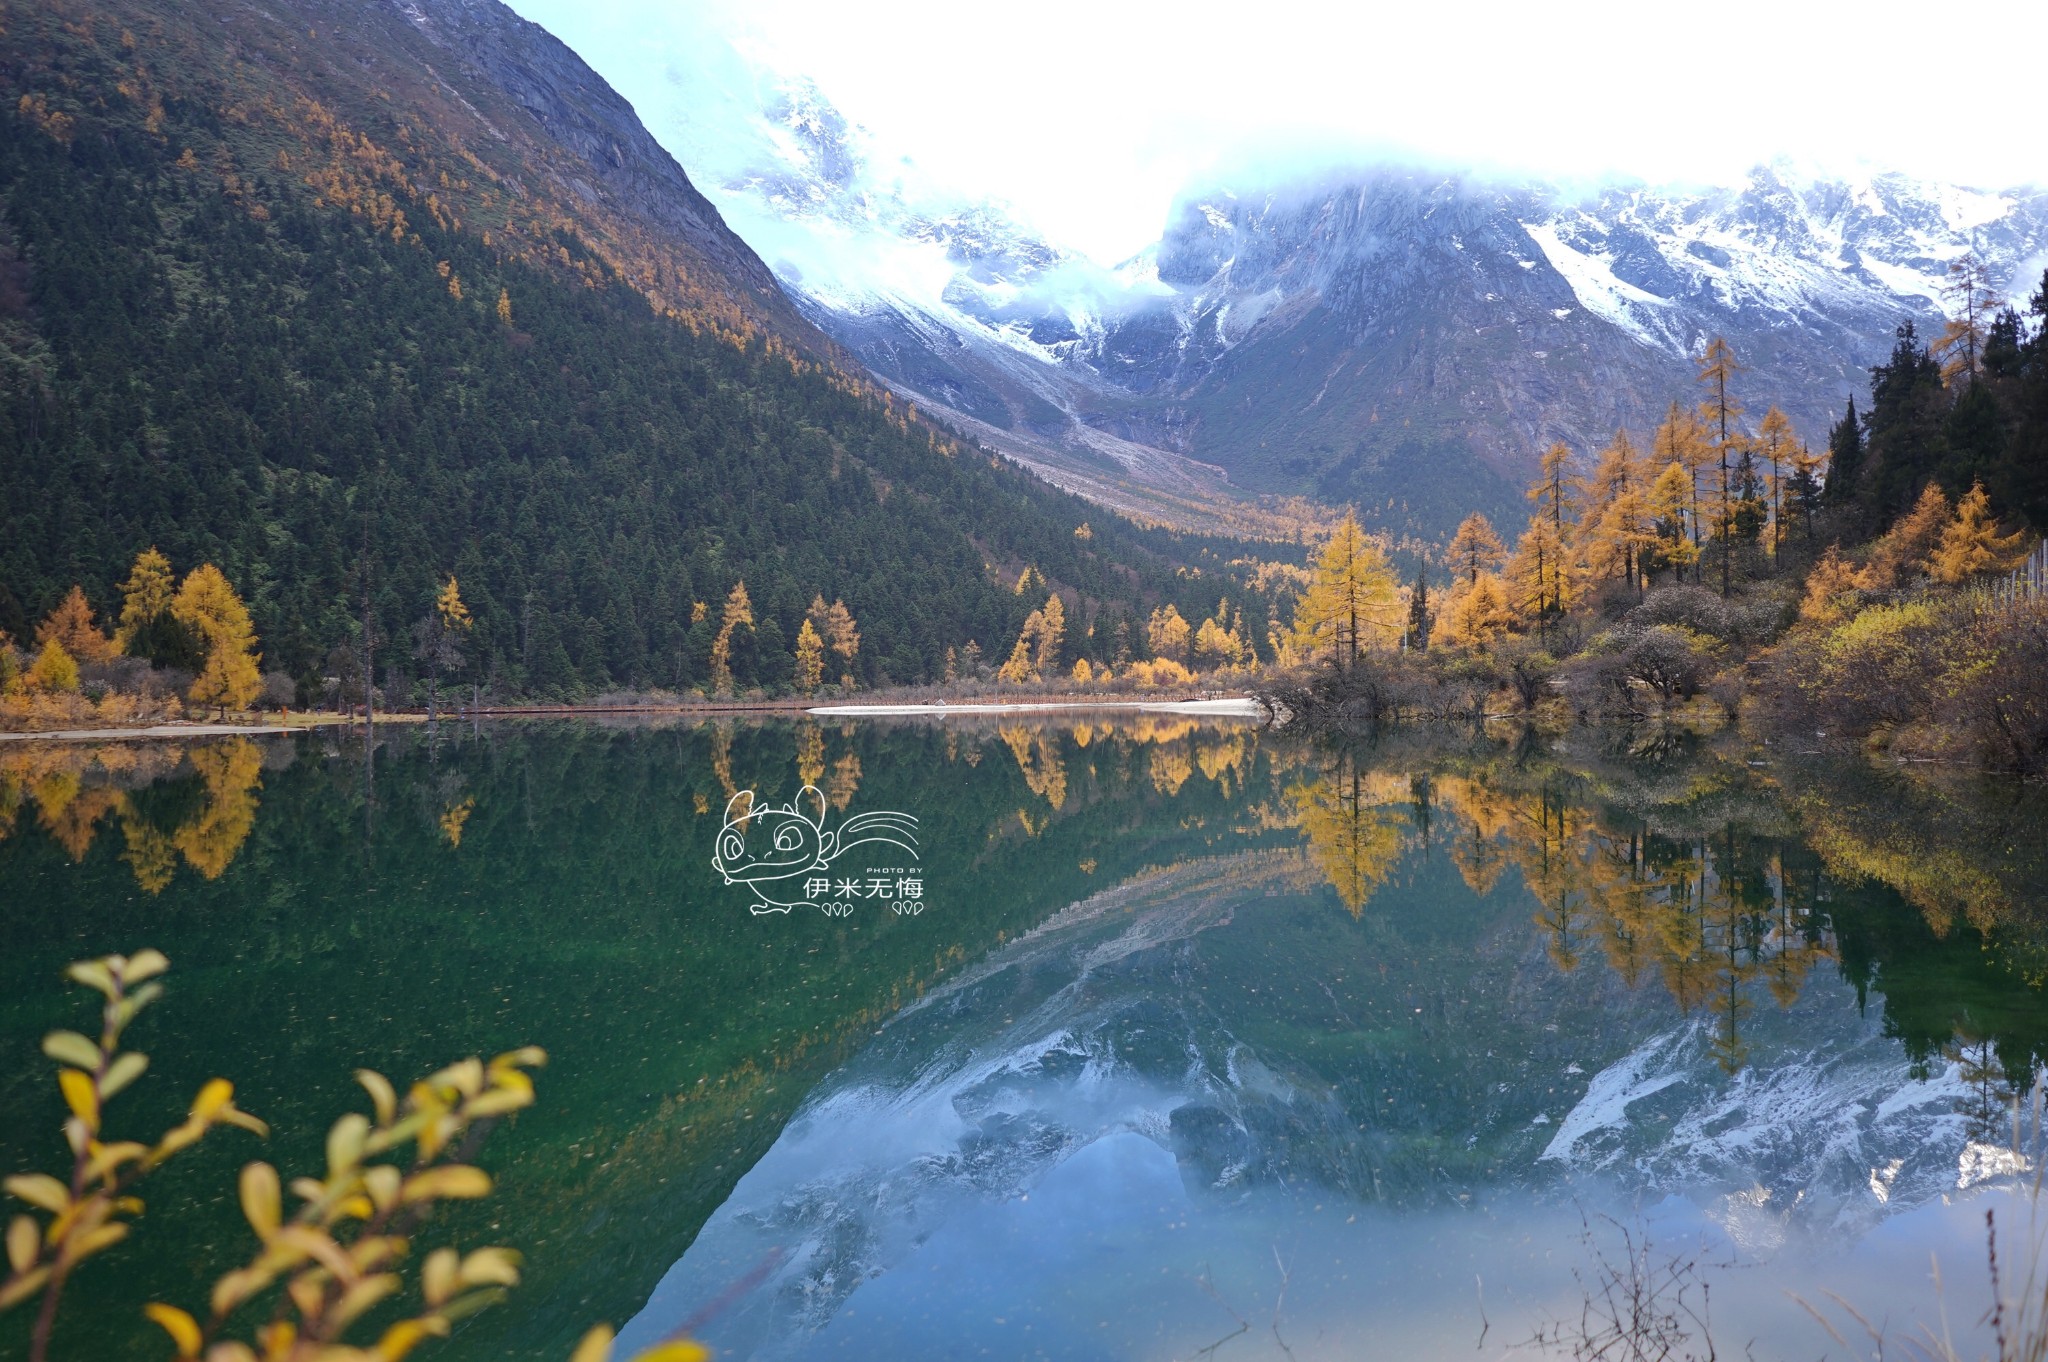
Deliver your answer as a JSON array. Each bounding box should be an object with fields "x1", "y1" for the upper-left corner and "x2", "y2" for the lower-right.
[{"x1": 5, "y1": 711, "x2": 2048, "y2": 1362}]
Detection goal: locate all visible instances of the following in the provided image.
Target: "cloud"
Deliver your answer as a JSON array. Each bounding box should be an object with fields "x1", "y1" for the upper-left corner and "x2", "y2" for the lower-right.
[{"x1": 510, "y1": 0, "x2": 2048, "y2": 265}]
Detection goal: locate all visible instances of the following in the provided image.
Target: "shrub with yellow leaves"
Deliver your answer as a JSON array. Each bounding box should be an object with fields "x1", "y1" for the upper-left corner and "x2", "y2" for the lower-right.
[
  {"x1": 2, "y1": 951, "x2": 267, "y2": 1360},
  {"x1": 2, "y1": 951, "x2": 703, "y2": 1362}
]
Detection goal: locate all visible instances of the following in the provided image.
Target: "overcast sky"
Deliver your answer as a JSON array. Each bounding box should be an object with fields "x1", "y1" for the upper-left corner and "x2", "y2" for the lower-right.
[{"x1": 511, "y1": 0, "x2": 2048, "y2": 263}]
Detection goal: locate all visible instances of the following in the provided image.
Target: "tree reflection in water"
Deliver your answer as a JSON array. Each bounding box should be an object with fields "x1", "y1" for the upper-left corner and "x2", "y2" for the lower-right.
[
  {"x1": 1283, "y1": 734, "x2": 2038, "y2": 1081},
  {"x1": 0, "y1": 737, "x2": 266, "y2": 892}
]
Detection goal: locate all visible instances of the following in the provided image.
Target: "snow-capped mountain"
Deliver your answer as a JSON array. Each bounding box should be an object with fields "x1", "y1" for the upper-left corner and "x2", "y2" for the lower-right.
[
  {"x1": 622, "y1": 40, "x2": 2047, "y2": 538},
  {"x1": 1122, "y1": 167, "x2": 2048, "y2": 513}
]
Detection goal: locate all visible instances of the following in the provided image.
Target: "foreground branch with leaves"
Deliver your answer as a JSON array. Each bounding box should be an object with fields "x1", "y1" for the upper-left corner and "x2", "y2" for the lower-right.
[{"x1": 1, "y1": 952, "x2": 704, "y2": 1362}]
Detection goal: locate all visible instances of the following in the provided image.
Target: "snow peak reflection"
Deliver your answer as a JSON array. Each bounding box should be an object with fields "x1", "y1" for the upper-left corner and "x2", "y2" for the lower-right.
[{"x1": 711, "y1": 786, "x2": 923, "y2": 917}]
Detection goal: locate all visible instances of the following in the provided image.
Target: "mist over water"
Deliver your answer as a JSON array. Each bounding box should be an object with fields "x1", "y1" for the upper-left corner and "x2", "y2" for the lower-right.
[{"x1": 2, "y1": 716, "x2": 2045, "y2": 1359}]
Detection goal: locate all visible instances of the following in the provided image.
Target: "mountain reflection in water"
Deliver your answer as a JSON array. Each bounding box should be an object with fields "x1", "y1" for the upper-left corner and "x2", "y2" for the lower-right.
[
  {"x1": 621, "y1": 722, "x2": 2048, "y2": 1361},
  {"x1": 2, "y1": 716, "x2": 2045, "y2": 1361}
]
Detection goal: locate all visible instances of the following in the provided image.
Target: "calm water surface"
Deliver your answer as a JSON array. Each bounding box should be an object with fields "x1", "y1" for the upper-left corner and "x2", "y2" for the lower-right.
[{"x1": 3, "y1": 715, "x2": 2047, "y2": 1360}]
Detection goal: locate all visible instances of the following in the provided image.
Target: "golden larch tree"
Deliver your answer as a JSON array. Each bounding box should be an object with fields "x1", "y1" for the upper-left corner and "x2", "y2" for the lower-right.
[
  {"x1": 1146, "y1": 604, "x2": 1191, "y2": 662},
  {"x1": 1289, "y1": 514, "x2": 1401, "y2": 675},
  {"x1": 1437, "y1": 571, "x2": 1513, "y2": 648},
  {"x1": 1934, "y1": 252, "x2": 2003, "y2": 385},
  {"x1": 1652, "y1": 401, "x2": 1714, "y2": 578},
  {"x1": 1647, "y1": 461, "x2": 1701, "y2": 581},
  {"x1": 1193, "y1": 617, "x2": 1246, "y2": 670},
  {"x1": 807, "y1": 596, "x2": 861, "y2": 687},
  {"x1": 1864, "y1": 483, "x2": 1952, "y2": 588},
  {"x1": 1583, "y1": 487, "x2": 1655, "y2": 596},
  {"x1": 793, "y1": 619, "x2": 826, "y2": 692},
  {"x1": 1927, "y1": 481, "x2": 2028, "y2": 583},
  {"x1": 1033, "y1": 594, "x2": 1065, "y2": 676},
  {"x1": 28, "y1": 640, "x2": 81, "y2": 694},
  {"x1": 1753, "y1": 406, "x2": 1796, "y2": 560},
  {"x1": 436, "y1": 576, "x2": 472, "y2": 633},
  {"x1": 709, "y1": 581, "x2": 754, "y2": 696},
  {"x1": 1695, "y1": 336, "x2": 1746, "y2": 596},
  {"x1": 998, "y1": 596, "x2": 1065, "y2": 683},
  {"x1": 1577, "y1": 431, "x2": 1650, "y2": 592},
  {"x1": 115, "y1": 547, "x2": 177, "y2": 654},
  {"x1": 1798, "y1": 545, "x2": 1866, "y2": 625},
  {"x1": 36, "y1": 586, "x2": 114, "y2": 666},
  {"x1": 1447, "y1": 513, "x2": 1506, "y2": 586},
  {"x1": 416, "y1": 576, "x2": 473, "y2": 720},
  {"x1": 1577, "y1": 430, "x2": 1641, "y2": 523},
  {"x1": 171, "y1": 564, "x2": 261, "y2": 716},
  {"x1": 1506, "y1": 514, "x2": 1572, "y2": 632},
  {"x1": 1529, "y1": 442, "x2": 1577, "y2": 539},
  {"x1": 997, "y1": 618, "x2": 1041, "y2": 684},
  {"x1": 1519, "y1": 443, "x2": 1582, "y2": 628}
]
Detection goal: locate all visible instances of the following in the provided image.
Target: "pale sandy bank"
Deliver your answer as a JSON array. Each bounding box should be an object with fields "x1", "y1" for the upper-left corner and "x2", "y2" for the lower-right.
[{"x1": 804, "y1": 698, "x2": 1266, "y2": 718}]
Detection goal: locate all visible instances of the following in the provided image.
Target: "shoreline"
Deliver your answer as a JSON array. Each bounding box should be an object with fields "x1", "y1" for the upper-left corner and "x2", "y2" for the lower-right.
[
  {"x1": 0, "y1": 722, "x2": 305, "y2": 743},
  {"x1": 0, "y1": 694, "x2": 1265, "y2": 741}
]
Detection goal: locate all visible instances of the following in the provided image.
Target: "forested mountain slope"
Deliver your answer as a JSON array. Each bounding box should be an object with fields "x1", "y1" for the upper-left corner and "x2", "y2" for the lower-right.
[{"x1": 0, "y1": 0, "x2": 1259, "y2": 694}]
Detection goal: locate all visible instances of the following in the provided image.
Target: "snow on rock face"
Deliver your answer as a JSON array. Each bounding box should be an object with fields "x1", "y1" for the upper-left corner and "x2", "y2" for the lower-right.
[
  {"x1": 1541, "y1": 1013, "x2": 1981, "y2": 1238},
  {"x1": 1519, "y1": 220, "x2": 1682, "y2": 352},
  {"x1": 654, "y1": 38, "x2": 2048, "y2": 508}
]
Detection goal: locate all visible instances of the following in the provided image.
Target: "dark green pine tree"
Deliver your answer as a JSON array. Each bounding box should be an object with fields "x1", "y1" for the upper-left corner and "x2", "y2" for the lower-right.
[
  {"x1": 1941, "y1": 382, "x2": 2008, "y2": 497},
  {"x1": 1732, "y1": 447, "x2": 1768, "y2": 544},
  {"x1": 1405, "y1": 566, "x2": 1431, "y2": 652},
  {"x1": 1997, "y1": 273, "x2": 2048, "y2": 530},
  {"x1": 1823, "y1": 398, "x2": 1864, "y2": 507},
  {"x1": 1984, "y1": 306, "x2": 2026, "y2": 380},
  {"x1": 755, "y1": 617, "x2": 792, "y2": 692},
  {"x1": 1862, "y1": 322, "x2": 1950, "y2": 526}
]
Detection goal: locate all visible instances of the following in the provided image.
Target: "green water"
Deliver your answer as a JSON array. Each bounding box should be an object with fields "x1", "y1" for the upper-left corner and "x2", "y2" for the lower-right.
[{"x1": 2, "y1": 716, "x2": 2045, "y2": 1360}]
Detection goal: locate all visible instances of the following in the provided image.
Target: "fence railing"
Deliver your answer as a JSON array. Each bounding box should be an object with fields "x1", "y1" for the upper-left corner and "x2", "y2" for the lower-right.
[{"x1": 1993, "y1": 539, "x2": 2048, "y2": 608}]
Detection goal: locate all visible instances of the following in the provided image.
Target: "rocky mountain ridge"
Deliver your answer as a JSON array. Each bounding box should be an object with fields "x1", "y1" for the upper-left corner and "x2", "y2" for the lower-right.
[
  {"x1": 384, "y1": 0, "x2": 813, "y2": 341},
  {"x1": 658, "y1": 63, "x2": 2048, "y2": 537}
]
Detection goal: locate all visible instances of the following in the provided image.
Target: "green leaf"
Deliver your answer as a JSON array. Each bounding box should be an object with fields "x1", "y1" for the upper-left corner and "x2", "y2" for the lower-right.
[
  {"x1": 238, "y1": 1162, "x2": 281, "y2": 1240},
  {"x1": 399, "y1": 1165, "x2": 491, "y2": 1204},
  {"x1": 355, "y1": 1069, "x2": 397, "y2": 1127},
  {"x1": 40, "y1": 1031, "x2": 100, "y2": 1070},
  {"x1": 6, "y1": 1215, "x2": 38, "y2": 1273},
  {"x1": 326, "y1": 1112, "x2": 369, "y2": 1175},
  {"x1": 114, "y1": 981, "x2": 164, "y2": 1030},
  {"x1": 101, "y1": 1052, "x2": 148, "y2": 1099},
  {"x1": 64, "y1": 960, "x2": 115, "y2": 996},
  {"x1": 123, "y1": 950, "x2": 170, "y2": 984}
]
